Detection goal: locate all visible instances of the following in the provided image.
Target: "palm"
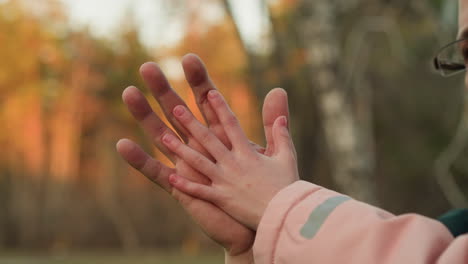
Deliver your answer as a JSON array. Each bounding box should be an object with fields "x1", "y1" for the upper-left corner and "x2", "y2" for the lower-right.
[
  {"x1": 173, "y1": 159, "x2": 254, "y2": 254},
  {"x1": 171, "y1": 137, "x2": 254, "y2": 255}
]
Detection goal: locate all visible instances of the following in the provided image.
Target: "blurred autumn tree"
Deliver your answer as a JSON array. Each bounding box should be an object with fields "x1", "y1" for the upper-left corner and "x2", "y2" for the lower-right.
[
  {"x1": 0, "y1": 0, "x2": 260, "y2": 252},
  {"x1": 0, "y1": 0, "x2": 180, "y2": 251}
]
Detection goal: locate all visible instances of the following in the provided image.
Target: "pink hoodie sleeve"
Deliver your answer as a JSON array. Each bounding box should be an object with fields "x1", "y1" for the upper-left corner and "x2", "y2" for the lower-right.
[{"x1": 253, "y1": 181, "x2": 468, "y2": 264}]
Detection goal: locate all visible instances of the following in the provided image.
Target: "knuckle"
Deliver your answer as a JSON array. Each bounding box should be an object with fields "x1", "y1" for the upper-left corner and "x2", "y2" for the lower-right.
[
  {"x1": 178, "y1": 177, "x2": 189, "y2": 190},
  {"x1": 168, "y1": 139, "x2": 182, "y2": 153},
  {"x1": 142, "y1": 159, "x2": 161, "y2": 181},
  {"x1": 176, "y1": 110, "x2": 193, "y2": 124},
  {"x1": 192, "y1": 155, "x2": 207, "y2": 167},
  {"x1": 216, "y1": 191, "x2": 230, "y2": 207},
  {"x1": 149, "y1": 160, "x2": 163, "y2": 175},
  {"x1": 216, "y1": 151, "x2": 233, "y2": 164},
  {"x1": 224, "y1": 115, "x2": 239, "y2": 128},
  {"x1": 211, "y1": 95, "x2": 223, "y2": 107},
  {"x1": 191, "y1": 183, "x2": 203, "y2": 194},
  {"x1": 198, "y1": 129, "x2": 212, "y2": 143}
]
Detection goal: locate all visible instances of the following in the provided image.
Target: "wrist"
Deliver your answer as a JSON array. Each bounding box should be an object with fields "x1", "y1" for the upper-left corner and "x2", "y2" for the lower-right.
[{"x1": 224, "y1": 248, "x2": 254, "y2": 264}]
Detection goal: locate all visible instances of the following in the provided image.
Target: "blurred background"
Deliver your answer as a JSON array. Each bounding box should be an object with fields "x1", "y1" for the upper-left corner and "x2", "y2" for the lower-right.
[{"x1": 0, "y1": 0, "x2": 467, "y2": 262}]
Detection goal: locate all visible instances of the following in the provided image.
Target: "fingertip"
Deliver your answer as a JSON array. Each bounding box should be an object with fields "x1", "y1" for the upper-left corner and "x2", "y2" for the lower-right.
[
  {"x1": 265, "y1": 88, "x2": 288, "y2": 106},
  {"x1": 116, "y1": 138, "x2": 127, "y2": 148},
  {"x1": 278, "y1": 115, "x2": 287, "y2": 127},
  {"x1": 263, "y1": 88, "x2": 290, "y2": 136},
  {"x1": 169, "y1": 174, "x2": 179, "y2": 185},
  {"x1": 122, "y1": 86, "x2": 138, "y2": 102},
  {"x1": 140, "y1": 62, "x2": 168, "y2": 85},
  {"x1": 182, "y1": 53, "x2": 203, "y2": 66},
  {"x1": 116, "y1": 138, "x2": 134, "y2": 153},
  {"x1": 272, "y1": 115, "x2": 295, "y2": 157},
  {"x1": 161, "y1": 133, "x2": 178, "y2": 147},
  {"x1": 207, "y1": 90, "x2": 219, "y2": 99},
  {"x1": 273, "y1": 116, "x2": 289, "y2": 137},
  {"x1": 271, "y1": 87, "x2": 287, "y2": 97},
  {"x1": 182, "y1": 53, "x2": 207, "y2": 87},
  {"x1": 139, "y1": 62, "x2": 158, "y2": 75},
  {"x1": 172, "y1": 105, "x2": 186, "y2": 117},
  {"x1": 115, "y1": 140, "x2": 150, "y2": 169},
  {"x1": 207, "y1": 90, "x2": 228, "y2": 111},
  {"x1": 116, "y1": 138, "x2": 139, "y2": 163},
  {"x1": 121, "y1": 86, "x2": 154, "y2": 120}
]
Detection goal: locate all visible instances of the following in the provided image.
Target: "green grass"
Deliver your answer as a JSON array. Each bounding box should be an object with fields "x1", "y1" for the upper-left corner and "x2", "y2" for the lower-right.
[{"x1": 0, "y1": 251, "x2": 224, "y2": 264}]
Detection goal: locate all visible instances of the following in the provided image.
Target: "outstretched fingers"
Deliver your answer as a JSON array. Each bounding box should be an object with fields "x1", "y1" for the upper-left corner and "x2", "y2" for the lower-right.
[
  {"x1": 139, "y1": 62, "x2": 192, "y2": 141},
  {"x1": 207, "y1": 90, "x2": 251, "y2": 152},
  {"x1": 181, "y1": 54, "x2": 230, "y2": 147},
  {"x1": 122, "y1": 86, "x2": 179, "y2": 163},
  {"x1": 172, "y1": 105, "x2": 230, "y2": 161},
  {"x1": 162, "y1": 133, "x2": 220, "y2": 178},
  {"x1": 116, "y1": 138, "x2": 174, "y2": 192},
  {"x1": 169, "y1": 174, "x2": 220, "y2": 204}
]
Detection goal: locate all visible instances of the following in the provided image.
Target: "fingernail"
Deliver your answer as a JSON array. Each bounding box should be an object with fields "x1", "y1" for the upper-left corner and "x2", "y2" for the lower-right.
[
  {"x1": 207, "y1": 90, "x2": 218, "y2": 99},
  {"x1": 279, "y1": 116, "x2": 287, "y2": 127},
  {"x1": 173, "y1": 105, "x2": 185, "y2": 117},
  {"x1": 169, "y1": 174, "x2": 178, "y2": 184},
  {"x1": 162, "y1": 134, "x2": 174, "y2": 144}
]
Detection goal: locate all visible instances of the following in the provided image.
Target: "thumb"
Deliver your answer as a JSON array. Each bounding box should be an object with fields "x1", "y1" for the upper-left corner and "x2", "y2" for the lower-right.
[
  {"x1": 263, "y1": 88, "x2": 289, "y2": 156},
  {"x1": 272, "y1": 116, "x2": 295, "y2": 158}
]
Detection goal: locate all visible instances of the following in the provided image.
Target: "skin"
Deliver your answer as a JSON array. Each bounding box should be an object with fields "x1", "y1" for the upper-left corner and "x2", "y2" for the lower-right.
[
  {"x1": 163, "y1": 90, "x2": 300, "y2": 229},
  {"x1": 116, "y1": 53, "x2": 291, "y2": 262}
]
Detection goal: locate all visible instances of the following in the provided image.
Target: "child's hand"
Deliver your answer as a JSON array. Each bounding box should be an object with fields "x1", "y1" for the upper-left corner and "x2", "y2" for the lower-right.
[{"x1": 163, "y1": 90, "x2": 300, "y2": 229}]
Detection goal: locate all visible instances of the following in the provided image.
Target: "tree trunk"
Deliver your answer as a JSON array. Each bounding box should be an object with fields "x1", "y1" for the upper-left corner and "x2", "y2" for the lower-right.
[
  {"x1": 220, "y1": 0, "x2": 268, "y2": 99},
  {"x1": 301, "y1": 0, "x2": 377, "y2": 204},
  {"x1": 97, "y1": 125, "x2": 140, "y2": 252}
]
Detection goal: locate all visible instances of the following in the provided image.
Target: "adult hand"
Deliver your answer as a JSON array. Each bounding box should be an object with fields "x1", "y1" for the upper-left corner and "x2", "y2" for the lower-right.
[{"x1": 116, "y1": 54, "x2": 291, "y2": 257}]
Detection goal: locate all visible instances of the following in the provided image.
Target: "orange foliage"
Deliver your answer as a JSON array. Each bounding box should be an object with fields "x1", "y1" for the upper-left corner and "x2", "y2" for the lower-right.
[{"x1": 0, "y1": 0, "x2": 262, "y2": 185}]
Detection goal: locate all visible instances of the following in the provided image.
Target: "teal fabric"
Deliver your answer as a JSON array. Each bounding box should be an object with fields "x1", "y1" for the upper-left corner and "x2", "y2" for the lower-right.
[
  {"x1": 437, "y1": 208, "x2": 468, "y2": 237},
  {"x1": 300, "y1": 196, "x2": 351, "y2": 239}
]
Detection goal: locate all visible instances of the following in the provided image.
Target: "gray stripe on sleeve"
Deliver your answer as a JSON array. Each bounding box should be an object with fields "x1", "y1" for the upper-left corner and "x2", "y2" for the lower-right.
[{"x1": 300, "y1": 195, "x2": 351, "y2": 239}]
